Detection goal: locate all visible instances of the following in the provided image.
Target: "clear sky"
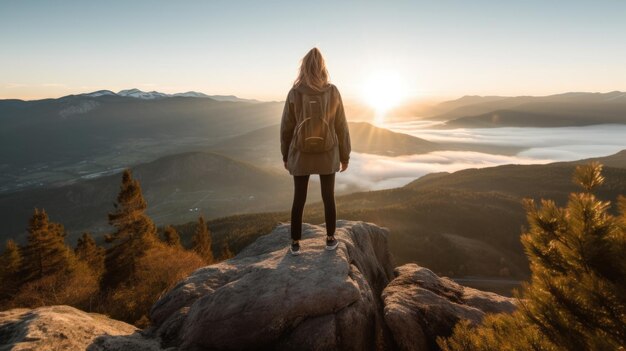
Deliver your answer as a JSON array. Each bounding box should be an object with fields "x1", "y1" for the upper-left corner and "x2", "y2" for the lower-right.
[{"x1": 1, "y1": 0, "x2": 625, "y2": 102}]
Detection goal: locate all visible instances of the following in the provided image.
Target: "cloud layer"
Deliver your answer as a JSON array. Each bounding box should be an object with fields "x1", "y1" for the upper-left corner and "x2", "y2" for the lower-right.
[
  {"x1": 320, "y1": 123, "x2": 626, "y2": 192},
  {"x1": 332, "y1": 151, "x2": 548, "y2": 191}
]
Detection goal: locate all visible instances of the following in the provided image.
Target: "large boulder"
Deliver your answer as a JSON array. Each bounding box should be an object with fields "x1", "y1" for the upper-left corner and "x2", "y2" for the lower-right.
[
  {"x1": 382, "y1": 264, "x2": 517, "y2": 351},
  {"x1": 149, "y1": 220, "x2": 396, "y2": 351},
  {"x1": 0, "y1": 305, "x2": 163, "y2": 351}
]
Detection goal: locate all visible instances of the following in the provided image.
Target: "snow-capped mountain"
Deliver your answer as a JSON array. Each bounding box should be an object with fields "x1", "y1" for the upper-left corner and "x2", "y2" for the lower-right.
[
  {"x1": 117, "y1": 89, "x2": 170, "y2": 100},
  {"x1": 82, "y1": 90, "x2": 117, "y2": 97},
  {"x1": 79, "y1": 89, "x2": 258, "y2": 102}
]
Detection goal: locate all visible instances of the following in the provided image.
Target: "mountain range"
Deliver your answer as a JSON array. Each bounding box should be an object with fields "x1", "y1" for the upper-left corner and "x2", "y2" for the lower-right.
[
  {"x1": 425, "y1": 91, "x2": 626, "y2": 128},
  {"x1": 0, "y1": 92, "x2": 284, "y2": 193},
  {"x1": 0, "y1": 87, "x2": 458, "y2": 195},
  {"x1": 82, "y1": 88, "x2": 260, "y2": 102},
  {"x1": 3, "y1": 89, "x2": 621, "y2": 194}
]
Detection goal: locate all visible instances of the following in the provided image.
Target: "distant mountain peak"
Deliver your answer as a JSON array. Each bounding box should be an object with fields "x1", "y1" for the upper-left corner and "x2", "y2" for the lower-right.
[
  {"x1": 81, "y1": 90, "x2": 116, "y2": 97},
  {"x1": 118, "y1": 88, "x2": 141, "y2": 94},
  {"x1": 117, "y1": 89, "x2": 169, "y2": 100},
  {"x1": 77, "y1": 88, "x2": 257, "y2": 102}
]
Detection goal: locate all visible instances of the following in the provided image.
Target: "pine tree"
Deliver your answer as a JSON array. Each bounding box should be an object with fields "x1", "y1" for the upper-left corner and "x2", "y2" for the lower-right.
[
  {"x1": 439, "y1": 162, "x2": 626, "y2": 350},
  {"x1": 103, "y1": 169, "x2": 157, "y2": 290},
  {"x1": 0, "y1": 211, "x2": 100, "y2": 309},
  {"x1": 20, "y1": 208, "x2": 74, "y2": 283},
  {"x1": 192, "y1": 216, "x2": 213, "y2": 264},
  {"x1": 220, "y1": 242, "x2": 234, "y2": 261},
  {"x1": 0, "y1": 239, "x2": 21, "y2": 277},
  {"x1": 0, "y1": 239, "x2": 22, "y2": 300},
  {"x1": 75, "y1": 232, "x2": 105, "y2": 278},
  {"x1": 517, "y1": 162, "x2": 626, "y2": 349},
  {"x1": 162, "y1": 225, "x2": 182, "y2": 248}
]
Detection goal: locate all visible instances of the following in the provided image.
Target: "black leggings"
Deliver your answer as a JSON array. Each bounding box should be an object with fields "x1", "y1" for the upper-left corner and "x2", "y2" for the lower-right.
[{"x1": 291, "y1": 173, "x2": 336, "y2": 241}]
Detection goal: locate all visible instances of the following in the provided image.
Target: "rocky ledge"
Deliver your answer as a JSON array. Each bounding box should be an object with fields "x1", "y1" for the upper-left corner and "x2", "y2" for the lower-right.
[
  {"x1": 0, "y1": 220, "x2": 517, "y2": 351},
  {"x1": 0, "y1": 305, "x2": 161, "y2": 351},
  {"x1": 149, "y1": 220, "x2": 396, "y2": 350},
  {"x1": 382, "y1": 264, "x2": 516, "y2": 351}
]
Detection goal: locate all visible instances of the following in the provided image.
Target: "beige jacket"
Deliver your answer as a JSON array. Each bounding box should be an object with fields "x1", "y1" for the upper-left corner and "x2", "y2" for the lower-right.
[{"x1": 280, "y1": 83, "x2": 351, "y2": 176}]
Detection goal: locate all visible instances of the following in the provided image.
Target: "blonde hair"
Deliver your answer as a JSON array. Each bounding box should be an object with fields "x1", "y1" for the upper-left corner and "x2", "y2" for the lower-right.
[{"x1": 293, "y1": 47, "x2": 330, "y2": 91}]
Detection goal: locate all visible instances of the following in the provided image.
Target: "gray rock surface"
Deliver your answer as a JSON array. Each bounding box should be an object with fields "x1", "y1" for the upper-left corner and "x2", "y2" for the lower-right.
[
  {"x1": 149, "y1": 220, "x2": 396, "y2": 351},
  {"x1": 0, "y1": 305, "x2": 163, "y2": 351},
  {"x1": 0, "y1": 222, "x2": 519, "y2": 351},
  {"x1": 382, "y1": 263, "x2": 517, "y2": 351}
]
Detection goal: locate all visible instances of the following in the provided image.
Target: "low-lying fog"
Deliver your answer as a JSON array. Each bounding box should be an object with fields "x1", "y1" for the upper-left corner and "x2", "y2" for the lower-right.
[{"x1": 329, "y1": 122, "x2": 626, "y2": 192}]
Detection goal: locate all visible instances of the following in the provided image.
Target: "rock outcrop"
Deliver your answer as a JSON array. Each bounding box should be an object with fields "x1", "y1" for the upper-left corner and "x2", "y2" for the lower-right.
[
  {"x1": 149, "y1": 220, "x2": 396, "y2": 351},
  {"x1": 382, "y1": 264, "x2": 517, "y2": 351},
  {"x1": 0, "y1": 305, "x2": 162, "y2": 351},
  {"x1": 0, "y1": 221, "x2": 519, "y2": 351}
]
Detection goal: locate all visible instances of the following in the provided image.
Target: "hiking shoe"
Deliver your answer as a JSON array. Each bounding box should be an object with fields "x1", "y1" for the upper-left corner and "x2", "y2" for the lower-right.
[
  {"x1": 290, "y1": 241, "x2": 301, "y2": 255},
  {"x1": 326, "y1": 235, "x2": 339, "y2": 250}
]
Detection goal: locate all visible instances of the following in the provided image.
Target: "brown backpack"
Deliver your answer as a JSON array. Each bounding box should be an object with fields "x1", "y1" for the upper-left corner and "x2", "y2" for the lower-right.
[{"x1": 293, "y1": 93, "x2": 337, "y2": 153}]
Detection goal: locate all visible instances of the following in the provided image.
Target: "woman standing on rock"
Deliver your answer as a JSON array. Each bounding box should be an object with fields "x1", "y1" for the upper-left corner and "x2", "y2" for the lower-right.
[{"x1": 280, "y1": 47, "x2": 351, "y2": 256}]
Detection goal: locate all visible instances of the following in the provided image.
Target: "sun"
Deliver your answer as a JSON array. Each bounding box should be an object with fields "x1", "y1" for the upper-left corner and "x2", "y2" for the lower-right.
[{"x1": 360, "y1": 70, "x2": 407, "y2": 124}]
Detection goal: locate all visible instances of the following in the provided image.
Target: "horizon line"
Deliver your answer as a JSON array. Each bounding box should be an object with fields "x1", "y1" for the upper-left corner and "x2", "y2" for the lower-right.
[{"x1": 2, "y1": 87, "x2": 625, "y2": 104}]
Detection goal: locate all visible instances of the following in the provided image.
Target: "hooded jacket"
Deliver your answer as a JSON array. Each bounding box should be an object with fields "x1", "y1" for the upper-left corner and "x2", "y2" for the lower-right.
[{"x1": 280, "y1": 83, "x2": 351, "y2": 176}]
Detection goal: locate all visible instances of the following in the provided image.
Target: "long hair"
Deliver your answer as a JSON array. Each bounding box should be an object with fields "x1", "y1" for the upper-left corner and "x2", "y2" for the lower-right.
[{"x1": 293, "y1": 47, "x2": 330, "y2": 91}]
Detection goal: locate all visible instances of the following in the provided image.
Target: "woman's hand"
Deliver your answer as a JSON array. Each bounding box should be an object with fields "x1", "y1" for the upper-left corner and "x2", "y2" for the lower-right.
[{"x1": 340, "y1": 162, "x2": 348, "y2": 172}]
